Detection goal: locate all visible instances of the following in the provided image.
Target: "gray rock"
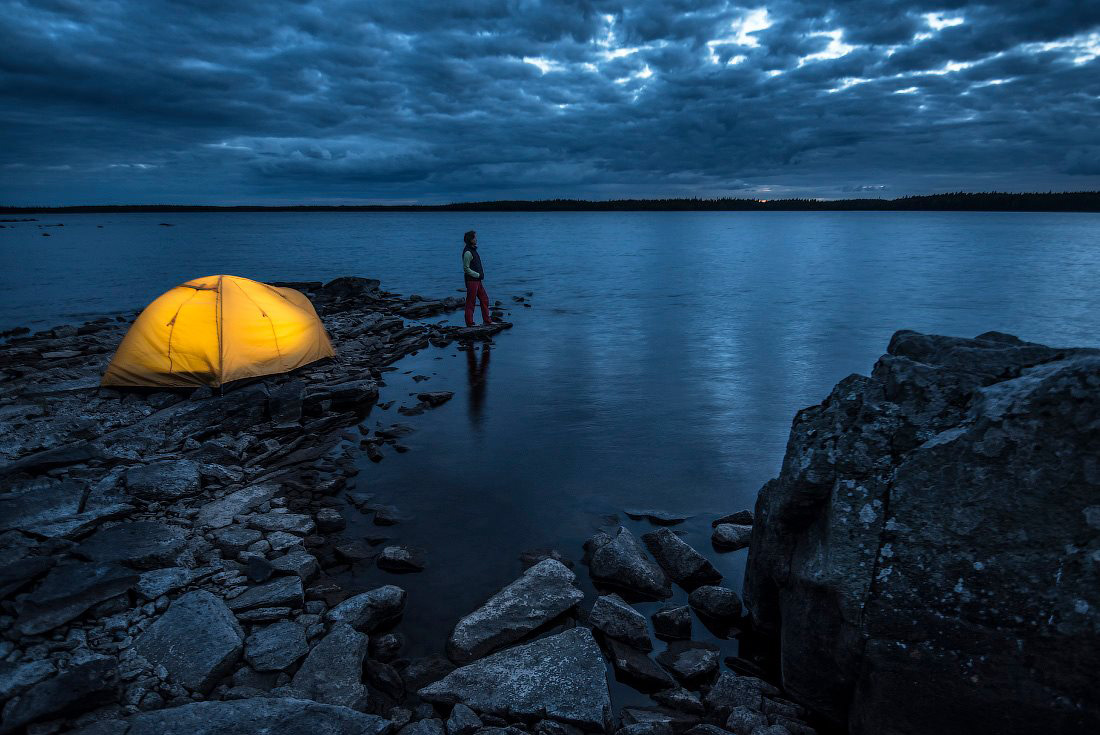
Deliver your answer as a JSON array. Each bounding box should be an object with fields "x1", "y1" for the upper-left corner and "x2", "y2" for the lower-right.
[
  {"x1": 704, "y1": 673, "x2": 766, "y2": 722},
  {"x1": 688, "y1": 586, "x2": 741, "y2": 622},
  {"x1": 0, "y1": 478, "x2": 84, "y2": 532},
  {"x1": 642, "y1": 528, "x2": 722, "y2": 590},
  {"x1": 316, "y1": 508, "x2": 346, "y2": 533},
  {"x1": 0, "y1": 654, "x2": 115, "y2": 733},
  {"x1": 651, "y1": 687, "x2": 704, "y2": 714},
  {"x1": 0, "y1": 660, "x2": 56, "y2": 701},
  {"x1": 236, "y1": 606, "x2": 293, "y2": 623},
  {"x1": 399, "y1": 719, "x2": 445, "y2": 735},
  {"x1": 267, "y1": 531, "x2": 304, "y2": 552},
  {"x1": 587, "y1": 527, "x2": 671, "y2": 599},
  {"x1": 725, "y1": 707, "x2": 767, "y2": 735},
  {"x1": 227, "y1": 576, "x2": 304, "y2": 612},
  {"x1": 246, "y1": 555, "x2": 275, "y2": 582},
  {"x1": 378, "y1": 545, "x2": 426, "y2": 572},
  {"x1": 326, "y1": 585, "x2": 407, "y2": 631},
  {"x1": 446, "y1": 703, "x2": 483, "y2": 735},
  {"x1": 711, "y1": 511, "x2": 753, "y2": 527},
  {"x1": 448, "y1": 559, "x2": 584, "y2": 663},
  {"x1": 290, "y1": 623, "x2": 370, "y2": 710},
  {"x1": 249, "y1": 513, "x2": 316, "y2": 535},
  {"x1": 711, "y1": 525, "x2": 752, "y2": 551},
  {"x1": 195, "y1": 483, "x2": 279, "y2": 529},
  {"x1": 270, "y1": 550, "x2": 319, "y2": 581},
  {"x1": 16, "y1": 561, "x2": 138, "y2": 635},
  {"x1": 652, "y1": 606, "x2": 691, "y2": 640},
  {"x1": 416, "y1": 391, "x2": 454, "y2": 407},
  {"x1": 419, "y1": 628, "x2": 612, "y2": 731},
  {"x1": 656, "y1": 642, "x2": 719, "y2": 687},
  {"x1": 245, "y1": 622, "x2": 309, "y2": 672},
  {"x1": 743, "y1": 332, "x2": 1100, "y2": 734},
  {"x1": 605, "y1": 638, "x2": 676, "y2": 691},
  {"x1": 133, "y1": 590, "x2": 243, "y2": 693},
  {"x1": 0, "y1": 556, "x2": 56, "y2": 599},
  {"x1": 135, "y1": 566, "x2": 210, "y2": 600},
  {"x1": 588, "y1": 594, "x2": 652, "y2": 650},
  {"x1": 125, "y1": 460, "x2": 201, "y2": 500},
  {"x1": 213, "y1": 526, "x2": 263, "y2": 555},
  {"x1": 400, "y1": 657, "x2": 455, "y2": 692},
  {"x1": 123, "y1": 697, "x2": 392, "y2": 735},
  {"x1": 72, "y1": 521, "x2": 187, "y2": 569},
  {"x1": 750, "y1": 726, "x2": 791, "y2": 735}
]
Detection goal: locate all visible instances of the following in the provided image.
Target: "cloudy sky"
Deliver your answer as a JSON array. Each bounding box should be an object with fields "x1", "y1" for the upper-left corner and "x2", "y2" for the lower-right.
[{"x1": 2, "y1": 0, "x2": 1099, "y2": 204}]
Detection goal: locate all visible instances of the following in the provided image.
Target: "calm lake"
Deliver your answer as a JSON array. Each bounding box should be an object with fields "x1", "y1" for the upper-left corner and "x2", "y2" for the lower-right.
[{"x1": 3, "y1": 211, "x2": 1099, "y2": 705}]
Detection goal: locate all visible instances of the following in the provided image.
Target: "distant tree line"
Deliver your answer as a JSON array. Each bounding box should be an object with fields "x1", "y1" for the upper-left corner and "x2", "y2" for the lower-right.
[{"x1": 2, "y1": 191, "x2": 1098, "y2": 213}]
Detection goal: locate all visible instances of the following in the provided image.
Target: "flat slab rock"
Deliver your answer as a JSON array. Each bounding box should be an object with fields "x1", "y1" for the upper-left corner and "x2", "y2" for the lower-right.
[
  {"x1": 448, "y1": 559, "x2": 584, "y2": 663},
  {"x1": 72, "y1": 521, "x2": 187, "y2": 570},
  {"x1": 16, "y1": 561, "x2": 138, "y2": 635},
  {"x1": 195, "y1": 483, "x2": 279, "y2": 529},
  {"x1": 287, "y1": 623, "x2": 370, "y2": 710},
  {"x1": 420, "y1": 627, "x2": 612, "y2": 731},
  {"x1": 132, "y1": 590, "x2": 243, "y2": 693},
  {"x1": 115, "y1": 697, "x2": 392, "y2": 735},
  {"x1": 124, "y1": 460, "x2": 201, "y2": 500},
  {"x1": 0, "y1": 654, "x2": 116, "y2": 733}
]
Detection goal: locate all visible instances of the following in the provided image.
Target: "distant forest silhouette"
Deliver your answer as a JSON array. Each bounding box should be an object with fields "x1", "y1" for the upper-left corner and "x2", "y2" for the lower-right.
[{"x1": 3, "y1": 191, "x2": 1099, "y2": 213}]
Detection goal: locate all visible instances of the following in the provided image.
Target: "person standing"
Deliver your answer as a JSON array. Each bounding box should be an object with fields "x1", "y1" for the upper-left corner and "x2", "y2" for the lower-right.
[{"x1": 462, "y1": 230, "x2": 493, "y2": 327}]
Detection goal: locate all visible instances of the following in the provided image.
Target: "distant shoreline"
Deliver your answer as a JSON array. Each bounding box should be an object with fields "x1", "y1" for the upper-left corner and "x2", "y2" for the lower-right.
[{"x1": 3, "y1": 191, "x2": 1099, "y2": 213}]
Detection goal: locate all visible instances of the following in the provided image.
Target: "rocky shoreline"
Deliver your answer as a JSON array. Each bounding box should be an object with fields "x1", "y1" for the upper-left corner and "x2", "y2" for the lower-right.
[{"x1": 0, "y1": 278, "x2": 813, "y2": 735}]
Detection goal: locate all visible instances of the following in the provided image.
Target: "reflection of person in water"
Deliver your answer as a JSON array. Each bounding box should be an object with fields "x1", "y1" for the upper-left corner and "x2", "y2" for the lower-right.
[{"x1": 466, "y1": 342, "x2": 490, "y2": 425}]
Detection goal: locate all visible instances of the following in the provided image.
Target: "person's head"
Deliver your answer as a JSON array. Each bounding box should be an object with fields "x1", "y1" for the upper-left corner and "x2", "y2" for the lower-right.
[{"x1": 464, "y1": 230, "x2": 477, "y2": 247}]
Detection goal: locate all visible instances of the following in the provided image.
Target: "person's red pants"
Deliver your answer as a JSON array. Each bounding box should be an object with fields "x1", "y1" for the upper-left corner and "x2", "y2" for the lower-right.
[{"x1": 464, "y1": 279, "x2": 491, "y2": 326}]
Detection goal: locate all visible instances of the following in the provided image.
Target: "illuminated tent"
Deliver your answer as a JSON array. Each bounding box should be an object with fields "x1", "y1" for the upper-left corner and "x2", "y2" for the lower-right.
[{"x1": 102, "y1": 275, "x2": 334, "y2": 388}]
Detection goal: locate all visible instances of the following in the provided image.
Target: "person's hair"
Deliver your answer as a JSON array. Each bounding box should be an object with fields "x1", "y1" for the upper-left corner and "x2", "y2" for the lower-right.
[{"x1": 463, "y1": 230, "x2": 476, "y2": 246}]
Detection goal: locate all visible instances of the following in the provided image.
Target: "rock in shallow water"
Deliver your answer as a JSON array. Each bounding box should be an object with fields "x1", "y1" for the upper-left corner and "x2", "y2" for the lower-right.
[
  {"x1": 687, "y1": 586, "x2": 742, "y2": 622},
  {"x1": 641, "y1": 528, "x2": 722, "y2": 590},
  {"x1": 587, "y1": 593, "x2": 652, "y2": 651},
  {"x1": 288, "y1": 623, "x2": 370, "y2": 710},
  {"x1": 325, "y1": 585, "x2": 406, "y2": 631},
  {"x1": 132, "y1": 590, "x2": 244, "y2": 693},
  {"x1": 710, "y1": 524, "x2": 752, "y2": 551},
  {"x1": 448, "y1": 559, "x2": 584, "y2": 663},
  {"x1": 587, "y1": 527, "x2": 671, "y2": 600},
  {"x1": 420, "y1": 628, "x2": 612, "y2": 731}
]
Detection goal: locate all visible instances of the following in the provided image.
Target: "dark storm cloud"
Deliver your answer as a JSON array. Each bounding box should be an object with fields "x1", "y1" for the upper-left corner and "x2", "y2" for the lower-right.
[{"x1": 1, "y1": 0, "x2": 1098, "y2": 203}]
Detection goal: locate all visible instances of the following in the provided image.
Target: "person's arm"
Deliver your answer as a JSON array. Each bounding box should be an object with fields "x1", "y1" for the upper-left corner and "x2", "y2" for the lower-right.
[{"x1": 463, "y1": 250, "x2": 480, "y2": 279}]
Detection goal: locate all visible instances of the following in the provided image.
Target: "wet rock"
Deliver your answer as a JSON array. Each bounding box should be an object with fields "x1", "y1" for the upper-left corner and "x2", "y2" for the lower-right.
[
  {"x1": 213, "y1": 526, "x2": 263, "y2": 555},
  {"x1": 227, "y1": 576, "x2": 304, "y2": 612},
  {"x1": 519, "y1": 548, "x2": 574, "y2": 570},
  {"x1": 688, "y1": 586, "x2": 741, "y2": 622},
  {"x1": 366, "y1": 659, "x2": 405, "y2": 701},
  {"x1": 370, "y1": 631, "x2": 404, "y2": 662},
  {"x1": 249, "y1": 512, "x2": 316, "y2": 535},
  {"x1": 642, "y1": 529, "x2": 722, "y2": 590},
  {"x1": 742, "y1": 333, "x2": 1100, "y2": 733},
  {"x1": 132, "y1": 590, "x2": 244, "y2": 693},
  {"x1": 624, "y1": 509, "x2": 692, "y2": 526},
  {"x1": 244, "y1": 621, "x2": 309, "y2": 672},
  {"x1": 711, "y1": 511, "x2": 753, "y2": 527},
  {"x1": 605, "y1": 638, "x2": 676, "y2": 692},
  {"x1": 416, "y1": 391, "x2": 454, "y2": 407},
  {"x1": 0, "y1": 654, "x2": 116, "y2": 733},
  {"x1": 326, "y1": 585, "x2": 407, "y2": 631},
  {"x1": 72, "y1": 521, "x2": 187, "y2": 569},
  {"x1": 651, "y1": 688, "x2": 704, "y2": 715},
  {"x1": 448, "y1": 559, "x2": 584, "y2": 663},
  {"x1": 316, "y1": 508, "x2": 346, "y2": 533},
  {"x1": 420, "y1": 628, "x2": 612, "y2": 731},
  {"x1": 290, "y1": 623, "x2": 370, "y2": 710},
  {"x1": 587, "y1": 527, "x2": 671, "y2": 600},
  {"x1": 16, "y1": 561, "x2": 138, "y2": 635},
  {"x1": 122, "y1": 697, "x2": 392, "y2": 735},
  {"x1": 447, "y1": 703, "x2": 483, "y2": 735},
  {"x1": 124, "y1": 459, "x2": 201, "y2": 500},
  {"x1": 656, "y1": 642, "x2": 719, "y2": 688},
  {"x1": 0, "y1": 660, "x2": 56, "y2": 701},
  {"x1": 334, "y1": 540, "x2": 376, "y2": 563},
  {"x1": 588, "y1": 593, "x2": 652, "y2": 651},
  {"x1": 725, "y1": 707, "x2": 767, "y2": 735},
  {"x1": 651, "y1": 606, "x2": 691, "y2": 640},
  {"x1": 710, "y1": 525, "x2": 752, "y2": 551},
  {"x1": 401, "y1": 656, "x2": 456, "y2": 691},
  {"x1": 378, "y1": 545, "x2": 426, "y2": 573},
  {"x1": 270, "y1": 550, "x2": 319, "y2": 581},
  {"x1": 195, "y1": 483, "x2": 279, "y2": 529}
]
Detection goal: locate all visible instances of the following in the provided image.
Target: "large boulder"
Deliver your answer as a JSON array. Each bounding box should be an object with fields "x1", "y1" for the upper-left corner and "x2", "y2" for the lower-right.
[
  {"x1": 419, "y1": 628, "x2": 612, "y2": 731},
  {"x1": 133, "y1": 590, "x2": 243, "y2": 693},
  {"x1": 289, "y1": 623, "x2": 370, "y2": 710},
  {"x1": 587, "y1": 527, "x2": 671, "y2": 600},
  {"x1": 743, "y1": 331, "x2": 1100, "y2": 734},
  {"x1": 448, "y1": 559, "x2": 583, "y2": 663},
  {"x1": 122, "y1": 697, "x2": 392, "y2": 735}
]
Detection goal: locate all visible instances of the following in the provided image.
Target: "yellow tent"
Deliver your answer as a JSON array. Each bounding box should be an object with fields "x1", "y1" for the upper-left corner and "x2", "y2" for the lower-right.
[{"x1": 102, "y1": 275, "x2": 335, "y2": 388}]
